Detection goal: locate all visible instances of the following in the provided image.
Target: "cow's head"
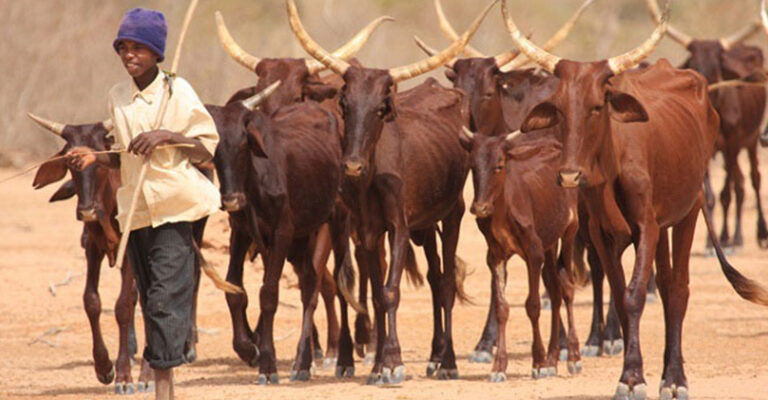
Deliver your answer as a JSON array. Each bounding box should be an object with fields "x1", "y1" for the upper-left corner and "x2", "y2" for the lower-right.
[
  {"x1": 459, "y1": 128, "x2": 522, "y2": 218},
  {"x1": 215, "y1": 12, "x2": 391, "y2": 116},
  {"x1": 28, "y1": 114, "x2": 114, "y2": 222},
  {"x1": 502, "y1": 0, "x2": 667, "y2": 188},
  {"x1": 286, "y1": 0, "x2": 496, "y2": 180},
  {"x1": 211, "y1": 83, "x2": 279, "y2": 212}
]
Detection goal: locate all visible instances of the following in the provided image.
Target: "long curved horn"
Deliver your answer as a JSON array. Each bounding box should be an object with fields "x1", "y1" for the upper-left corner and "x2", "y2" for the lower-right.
[
  {"x1": 607, "y1": 1, "x2": 669, "y2": 75},
  {"x1": 461, "y1": 126, "x2": 475, "y2": 140},
  {"x1": 505, "y1": 130, "x2": 522, "y2": 142},
  {"x1": 286, "y1": 0, "x2": 351, "y2": 76},
  {"x1": 413, "y1": 35, "x2": 459, "y2": 69},
  {"x1": 720, "y1": 21, "x2": 762, "y2": 50},
  {"x1": 215, "y1": 12, "x2": 261, "y2": 72},
  {"x1": 500, "y1": 0, "x2": 595, "y2": 70},
  {"x1": 27, "y1": 113, "x2": 65, "y2": 136},
  {"x1": 305, "y1": 16, "x2": 395, "y2": 74},
  {"x1": 101, "y1": 119, "x2": 114, "y2": 131},
  {"x1": 434, "y1": 0, "x2": 486, "y2": 58},
  {"x1": 389, "y1": 0, "x2": 498, "y2": 83},
  {"x1": 241, "y1": 80, "x2": 282, "y2": 110},
  {"x1": 762, "y1": 0, "x2": 768, "y2": 38},
  {"x1": 500, "y1": 0, "x2": 561, "y2": 73},
  {"x1": 645, "y1": 0, "x2": 692, "y2": 47}
]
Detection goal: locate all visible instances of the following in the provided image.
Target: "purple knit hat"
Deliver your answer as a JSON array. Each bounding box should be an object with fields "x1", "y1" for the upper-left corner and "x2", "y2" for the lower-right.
[{"x1": 113, "y1": 8, "x2": 167, "y2": 62}]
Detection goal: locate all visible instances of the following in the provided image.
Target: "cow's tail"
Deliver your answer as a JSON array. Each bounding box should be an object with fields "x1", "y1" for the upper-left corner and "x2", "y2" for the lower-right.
[
  {"x1": 405, "y1": 244, "x2": 425, "y2": 288},
  {"x1": 194, "y1": 243, "x2": 244, "y2": 294},
  {"x1": 701, "y1": 194, "x2": 768, "y2": 306},
  {"x1": 336, "y1": 247, "x2": 367, "y2": 315}
]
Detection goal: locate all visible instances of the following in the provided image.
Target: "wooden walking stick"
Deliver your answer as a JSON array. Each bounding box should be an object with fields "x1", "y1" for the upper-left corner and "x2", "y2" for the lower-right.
[{"x1": 113, "y1": 0, "x2": 198, "y2": 271}]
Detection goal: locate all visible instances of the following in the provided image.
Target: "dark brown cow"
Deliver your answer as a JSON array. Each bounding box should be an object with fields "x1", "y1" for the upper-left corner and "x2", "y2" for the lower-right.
[
  {"x1": 646, "y1": 0, "x2": 768, "y2": 250},
  {"x1": 28, "y1": 117, "x2": 150, "y2": 395},
  {"x1": 211, "y1": 94, "x2": 345, "y2": 383},
  {"x1": 502, "y1": 1, "x2": 768, "y2": 399},
  {"x1": 213, "y1": 13, "x2": 391, "y2": 375},
  {"x1": 287, "y1": 0, "x2": 496, "y2": 384},
  {"x1": 460, "y1": 128, "x2": 580, "y2": 381},
  {"x1": 418, "y1": 0, "x2": 628, "y2": 362}
]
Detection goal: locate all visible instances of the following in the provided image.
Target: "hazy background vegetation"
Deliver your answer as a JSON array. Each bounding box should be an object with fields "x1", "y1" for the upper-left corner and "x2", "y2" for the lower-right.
[{"x1": 1, "y1": 0, "x2": 763, "y2": 165}]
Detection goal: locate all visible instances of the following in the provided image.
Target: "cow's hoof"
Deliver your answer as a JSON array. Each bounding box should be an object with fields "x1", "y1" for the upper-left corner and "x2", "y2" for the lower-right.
[
  {"x1": 646, "y1": 292, "x2": 658, "y2": 304},
  {"x1": 290, "y1": 369, "x2": 311, "y2": 382},
  {"x1": 184, "y1": 346, "x2": 197, "y2": 364},
  {"x1": 136, "y1": 380, "x2": 154, "y2": 393},
  {"x1": 468, "y1": 350, "x2": 493, "y2": 363},
  {"x1": 256, "y1": 373, "x2": 279, "y2": 385},
  {"x1": 660, "y1": 384, "x2": 689, "y2": 400},
  {"x1": 97, "y1": 366, "x2": 115, "y2": 385},
  {"x1": 559, "y1": 349, "x2": 568, "y2": 361},
  {"x1": 114, "y1": 382, "x2": 135, "y2": 395},
  {"x1": 381, "y1": 366, "x2": 406, "y2": 385},
  {"x1": 581, "y1": 345, "x2": 600, "y2": 357},
  {"x1": 335, "y1": 365, "x2": 354, "y2": 378},
  {"x1": 532, "y1": 366, "x2": 556, "y2": 379},
  {"x1": 436, "y1": 368, "x2": 459, "y2": 380},
  {"x1": 541, "y1": 297, "x2": 551, "y2": 310},
  {"x1": 613, "y1": 383, "x2": 647, "y2": 400},
  {"x1": 426, "y1": 361, "x2": 439, "y2": 377},
  {"x1": 364, "y1": 352, "x2": 375, "y2": 366},
  {"x1": 603, "y1": 339, "x2": 624, "y2": 355},
  {"x1": 313, "y1": 348, "x2": 324, "y2": 361},
  {"x1": 567, "y1": 360, "x2": 583, "y2": 375},
  {"x1": 322, "y1": 357, "x2": 337, "y2": 370},
  {"x1": 366, "y1": 372, "x2": 382, "y2": 385},
  {"x1": 355, "y1": 344, "x2": 366, "y2": 358},
  {"x1": 488, "y1": 372, "x2": 506, "y2": 383}
]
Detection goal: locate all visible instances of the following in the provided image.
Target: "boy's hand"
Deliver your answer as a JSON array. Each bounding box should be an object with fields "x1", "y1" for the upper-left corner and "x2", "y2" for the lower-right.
[
  {"x1": 65, "y1": 147, "x2": 97, "y2": 171},
  {"x1": 128, "y1": 129, "x2": 174, "y2": 157}
]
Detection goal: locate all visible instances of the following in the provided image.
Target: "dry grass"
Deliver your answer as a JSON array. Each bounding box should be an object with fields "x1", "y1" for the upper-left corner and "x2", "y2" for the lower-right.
[{"x1": 0, "y1": 0, "x2": 763, "y2": 166}]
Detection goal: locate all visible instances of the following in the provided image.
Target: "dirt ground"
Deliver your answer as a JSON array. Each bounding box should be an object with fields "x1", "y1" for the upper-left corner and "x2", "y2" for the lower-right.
[{"x1": 1, "y1": 156, "x2": 768, "y2": 400}]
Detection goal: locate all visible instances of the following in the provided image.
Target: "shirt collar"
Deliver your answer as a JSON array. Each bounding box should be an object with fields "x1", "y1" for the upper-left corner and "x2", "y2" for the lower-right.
[{"x1": 130, "y1": 71, "x2": 166, "y2": 104}]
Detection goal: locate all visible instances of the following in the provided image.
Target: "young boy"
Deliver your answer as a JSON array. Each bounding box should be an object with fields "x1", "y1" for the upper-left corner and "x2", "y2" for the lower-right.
[{"x1": 67, "y1": 7, "x2": 220, "y2": 400}]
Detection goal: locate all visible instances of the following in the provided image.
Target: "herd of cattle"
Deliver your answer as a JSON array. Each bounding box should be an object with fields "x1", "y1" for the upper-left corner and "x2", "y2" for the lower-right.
[{"x1": 23, "y1": 0, "x2": 768, "y2": 399}]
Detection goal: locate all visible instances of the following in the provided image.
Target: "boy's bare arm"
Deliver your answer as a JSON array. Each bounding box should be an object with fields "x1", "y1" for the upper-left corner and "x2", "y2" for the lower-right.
[
  {"x1": 66, "y1": 147, "x2": 120, "y2": 170},
  {"x1": 128, "y1": 129, "x2": 212, "y2": 163}
]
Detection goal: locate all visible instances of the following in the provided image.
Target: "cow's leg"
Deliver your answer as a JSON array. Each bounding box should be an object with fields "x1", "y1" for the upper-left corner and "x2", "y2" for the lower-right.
[
  {"x1": 616, "y1": 183, "x2": 659, "y2": 399},
  {"x1": 255, "y1": 225, "x2": 292, "y2": 385},
  {"x1": 748, "y1": 144, "x2": 768, "y2": 248},
  {"x1": 719, "y1": 152, "x2": 735, "y2": 246},
  {"x1": 435, "y1": 200, "x2": 464, "y2": 380},
  {"x1": 331, "y1": 214, "x2": 356, "y2": 378},
  {"x1": 310, "y1": 223, "x2": 339, "y2": 367},
  {"x1": 422, "y1": 228, "x2": 445, "y2": 377},
  {"x1": 186, "y1": 217, "x2": 207, "y2": 364},
  {"x1": 291, "y1": 236, "x2": 321, "y2": 381},
  {"x1": 732, "y1": 154, "x2": 746, "y2": 248},
  {"x1": 657, "y1": 199, "x2": 698, "y2": 400},
  {"x1": 604, "y1": 293, "x2": 624, "y2": 355},
  {"x1": 541, "y1": 249, "x2": 563, "y2": 376},
  {"x1": 558, "y1": 222, "x2": 582, "y2": 374},
  {"x1": 83, "y1": 240, "x2": 114, "y2": 385},
  {"x1": 114, "y1": 256, "x2": 138, "y2": 394},
  {"x1": 487, "y1": 249, "x2": 509, "y2": 383},
  {"x1": 354, "y1": 245, "x2": 373, "y2": 360},
  {"x1": 522, "y1": 246, "x2": 548, "y2": 379},
  {"x1": 469, "y1": 218, "x2": 498, "y2": 364},
  {"x1": 363, "y1": 242, "x2": 388, "y2": 384},
  {"x1": 225, "y1": 227, "x2": 258, "y2": 366},
  {"x1": 583, "y1": 239, "x2": 606, "y2": 357}
]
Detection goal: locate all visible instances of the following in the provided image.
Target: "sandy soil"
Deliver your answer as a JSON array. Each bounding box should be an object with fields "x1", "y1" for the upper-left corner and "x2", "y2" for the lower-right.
[{"x1": 1, "y1": 159, "x2": 767, "y2": 400}]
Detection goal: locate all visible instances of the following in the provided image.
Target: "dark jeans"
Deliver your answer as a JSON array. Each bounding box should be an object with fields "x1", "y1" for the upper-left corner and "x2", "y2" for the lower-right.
[{"x1": 128, "y1": 221, "x2": 195, "y2": 370}]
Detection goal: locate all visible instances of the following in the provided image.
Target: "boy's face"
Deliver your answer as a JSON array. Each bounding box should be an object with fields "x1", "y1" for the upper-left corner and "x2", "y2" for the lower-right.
[{"x1": 116, "y1": 40, "x2": 158, "y2": 78}]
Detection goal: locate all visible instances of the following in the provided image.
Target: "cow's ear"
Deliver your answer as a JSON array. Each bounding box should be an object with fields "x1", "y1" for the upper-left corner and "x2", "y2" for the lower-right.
[
  {"x1": 244, "y1": 119, "x2": 268, "y2": 158},
  {"x1": 607, "y1": 89, "x2": 648, "y2": 123},
  {"x1": 303, "y1": 82, "x2": 338, "y2": 102},
  {"x1": 33, "y1": 155, "x2": 68, "y2": 189},
  {"x1": 521, "y1": 102, "x2": 559, "y2": 133},
  {"x1": 49, "y1": 179, "x2": 76, "y2": 202}
]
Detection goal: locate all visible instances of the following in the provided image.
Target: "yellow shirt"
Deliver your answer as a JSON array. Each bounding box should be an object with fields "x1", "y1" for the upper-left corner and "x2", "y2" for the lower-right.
[{"x1": 107, "y1": 71, "x2": 220, "y2": 232}]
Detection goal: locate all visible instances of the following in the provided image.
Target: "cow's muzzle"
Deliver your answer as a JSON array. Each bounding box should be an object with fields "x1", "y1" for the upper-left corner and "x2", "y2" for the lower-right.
[
  {"x1": 77, "y1": 208, "x2": 98, "y2": 222},
  {"x1": 558, "y1": 170, "x2": 583, "y2": 188},
  {"x1": 343, "y1": 159, "x2": 366, "y2": 178},
  {"x1": 221, "y1": 193, "x2": 247, "y2": 212},
  {"x1": 470, "y1": 201, "x2": 493, "y2": 218}
]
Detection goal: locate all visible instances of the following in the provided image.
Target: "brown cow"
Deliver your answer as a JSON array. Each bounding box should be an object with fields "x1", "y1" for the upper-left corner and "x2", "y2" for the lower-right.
[
  {"x1": 286, "y1": 0, "x2": 496, "y2": 384},
  {"x1": 502, "y1": 1, "x2": 768, "y2": 399},
  {"x1": 417, "y1": 0, "x2": 628, "y2": 361},
  {"x1": 460, "y1": 128, "x2": 580, "y2": 381},
  {"x1": 646, "y1": 0, "x2": 768, "y2": 250}
]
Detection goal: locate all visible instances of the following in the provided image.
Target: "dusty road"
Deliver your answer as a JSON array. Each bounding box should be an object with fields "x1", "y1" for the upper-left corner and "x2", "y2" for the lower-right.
[{"x1": 1, "y1": 160, "x2": 767, "y2": 400}]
